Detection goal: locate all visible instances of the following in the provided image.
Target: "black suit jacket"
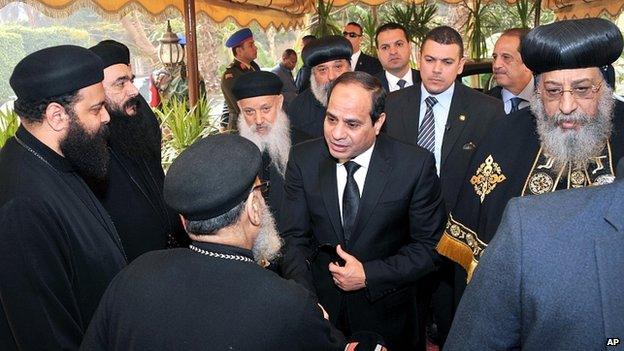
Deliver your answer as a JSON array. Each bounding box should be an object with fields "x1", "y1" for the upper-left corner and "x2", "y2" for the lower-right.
[
  {"x1": 486, "y1": 85, "x2": 502, "y2": 100},
  {"x1": 384, "y1": 83, "x2": 504, "y2": 211},
  {"x1": 279, "y1": 134, "x2": 446, "y2": 350},
  {"x1": 375, "y1": 69, "x2": 421, "y2": 92},
  {"x1": 355, "y1": 53, "x2": 382, "y2": 75}
]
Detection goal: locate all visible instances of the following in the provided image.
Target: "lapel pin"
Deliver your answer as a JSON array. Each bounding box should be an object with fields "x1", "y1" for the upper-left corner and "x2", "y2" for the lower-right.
[{"x1": 459, "y1": 115, "x2": 466, "y2": 121}]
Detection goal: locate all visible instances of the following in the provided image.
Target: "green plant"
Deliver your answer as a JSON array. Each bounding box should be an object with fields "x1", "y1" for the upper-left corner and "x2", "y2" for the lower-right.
[
  {"x1": 0, "y1": 108, "x2": 19, "y2": 149},
  {"x1": 463, "y1": 0, "x2": 493, "y2": 60},
  {"x1": 359, "y1": 12, "x2": 378, "y2": 56},
  {"x1": 383, "y1": 2, "x2": 437, "y2": 47},
  {"x1": 310, "y1": 0, "x2": 341, "y2": 38},
  {"x1": 513, "y1": 0, "x2": 535, "y2": 29},
  {"x1": 155, "y1": 95, "x2": 219, "y2": 171}
]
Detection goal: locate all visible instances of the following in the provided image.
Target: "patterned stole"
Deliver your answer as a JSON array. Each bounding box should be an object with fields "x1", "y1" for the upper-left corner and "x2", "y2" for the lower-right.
[{"x1": 522, "y1": 143, "x2": 616, "y2": 196}]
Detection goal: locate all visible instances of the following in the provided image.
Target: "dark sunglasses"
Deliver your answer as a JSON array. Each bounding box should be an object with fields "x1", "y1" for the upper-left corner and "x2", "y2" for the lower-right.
[
  {"x1": 343, "y1": 31, "x2": 362, "y2": 38},
  {"x1": 252, "y1": 181, "x2": 270, "y2": 195}
]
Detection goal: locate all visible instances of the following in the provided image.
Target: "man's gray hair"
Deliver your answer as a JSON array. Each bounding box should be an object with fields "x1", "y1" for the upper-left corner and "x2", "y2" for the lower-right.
[{"x1": 185, "y1": 201, "x2": 246, "y2": 235}]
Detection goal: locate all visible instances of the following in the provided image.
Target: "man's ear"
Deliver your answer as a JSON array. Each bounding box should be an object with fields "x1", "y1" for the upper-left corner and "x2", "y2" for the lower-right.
[
  {"x1": 245, "y1": 192, "x2": 262, "y2": 227},
  {"x1": 44, "y1": 102, "x2": 70, "y2": 132},
  {"x1": 277, "y1": 94, "x2": 284, "y2": 110},
  {"x1": 373, "y1": 112, "x2": 386, "y2": 135},
  {"x1": 179, "y1": 214, "x2": 188, "y2": 231}
]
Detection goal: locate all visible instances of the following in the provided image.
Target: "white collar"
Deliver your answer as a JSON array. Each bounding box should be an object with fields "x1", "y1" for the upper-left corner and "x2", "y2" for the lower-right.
[
  {"x1": 501, "y1": 76, "x2": 535, "y2": 103},
  {"x1": 339, "y1": 141, "x2": 375, "y2": 170},
  {"x1": 385, "y1": 69, "x2": 413, "y2": 88},
  {"x1": 420, "y1": 82, "x2": 455, "y2": 110}
]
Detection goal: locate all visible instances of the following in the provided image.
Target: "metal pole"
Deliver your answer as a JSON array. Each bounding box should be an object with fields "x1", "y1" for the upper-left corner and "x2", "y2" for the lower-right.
[{"x1": 184, "y1": 0, "x2": 199, "y2": 106}]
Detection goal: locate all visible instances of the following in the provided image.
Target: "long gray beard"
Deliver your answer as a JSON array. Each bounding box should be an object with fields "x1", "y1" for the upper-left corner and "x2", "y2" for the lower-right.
[
  {"x1": 532, "y1": 83, "x2": 615, "y2": 170},
  {"x1": 252, "y1": 206, "x2": 283, "y2": 265},
  {"x1": 310, "y1": 74, "x2": 331, "y2": 107},
  {"x1": 238, "y1": 109, "x2": 291, "y2": 177}
]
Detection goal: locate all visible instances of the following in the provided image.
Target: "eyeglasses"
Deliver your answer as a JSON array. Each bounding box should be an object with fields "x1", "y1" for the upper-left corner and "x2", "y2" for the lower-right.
[
  {"x1": 343, "y1": 31, "x2": 362, "y2": 38},
  {"x1": 252, "y1": 181, "x2": 270, "y2": 195},
  {"x1": 537, "y1": 81, "x2": 602, "y2": 102}
]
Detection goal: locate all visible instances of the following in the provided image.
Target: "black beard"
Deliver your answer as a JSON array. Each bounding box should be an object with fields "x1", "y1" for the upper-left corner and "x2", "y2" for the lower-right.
[
  {"x1": 61, "y1": 112, "x2": 110, "y2": 189},
  {"x1": 107, "y1": 96, "x2": 160, "y2": 163}
]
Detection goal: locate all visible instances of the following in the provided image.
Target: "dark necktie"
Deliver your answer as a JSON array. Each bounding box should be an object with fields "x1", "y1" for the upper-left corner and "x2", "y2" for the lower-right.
[
  {"x1": 418, "y1": 96, "x2": 438, "y2": 153},
  {"x1": 342, "y1": 161, "x2": 361, "y2": 242},
  {"x1": 510, "y1": 97, "x2": 523, "y2": 113},
  {"x1": 397, "y1": 79, "x2": 407, "y2": 89}
]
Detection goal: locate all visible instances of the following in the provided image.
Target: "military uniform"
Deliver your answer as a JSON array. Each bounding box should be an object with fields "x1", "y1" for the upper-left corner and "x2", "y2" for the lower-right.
[{"x1": 220, "y1": 59, "x2": 260, "y2": 131}]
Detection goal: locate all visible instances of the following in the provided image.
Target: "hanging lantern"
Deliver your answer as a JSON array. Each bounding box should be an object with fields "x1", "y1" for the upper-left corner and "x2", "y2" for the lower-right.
[{"x1": 158, "y1": 20, "x2": 185, "y2": 67}]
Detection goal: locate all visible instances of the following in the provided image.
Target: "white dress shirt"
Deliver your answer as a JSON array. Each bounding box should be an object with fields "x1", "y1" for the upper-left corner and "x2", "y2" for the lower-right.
[
  {"x1": 336, "y1": 142, "x2": 375, "y2": 223},
  {"x1": 385, "y1": 70, "x2": 414, "y2": 92},
  {"x1": 419, "y1": 83, "x2": 455, "y2": 175},
  {"x1": 501, "y1": 76, "x2": 534, "y2": 114},
  {"x1": 350, "y1": 50, "x2": 361, "y2": 71}
]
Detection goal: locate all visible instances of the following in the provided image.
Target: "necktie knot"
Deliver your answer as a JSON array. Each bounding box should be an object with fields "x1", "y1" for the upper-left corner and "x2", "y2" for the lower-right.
[
  {"x1": 397, "y1": 79, "x2": 407, "y2": 89},
  {"x1": 510, "y1": 96, "x2": 523, "y2": 113},
  {"x1": 425, "y1": 96, "x2": 438, "y2": 109},
  {"x1": 344, "y1": 161, "x2": 360, "y2": 177}
]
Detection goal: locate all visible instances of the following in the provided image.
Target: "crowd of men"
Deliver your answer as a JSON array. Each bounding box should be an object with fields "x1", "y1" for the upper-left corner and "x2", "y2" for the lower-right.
[{"x1": 1, "y1": 16, "x2": 623, "y2": 351}]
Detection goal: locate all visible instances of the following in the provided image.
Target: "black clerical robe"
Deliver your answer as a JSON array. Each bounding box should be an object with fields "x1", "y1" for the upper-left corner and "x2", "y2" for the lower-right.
[
  {"x1": 97, "y1": 103, "x2": 187, "y2": 262},
  {"x1": 80, "y1": 242, "x2": 346, "y2": 350},
  {"x1": 0, "y1": 126, "x2": 127, "y2": 350},
  {"x1": 287, "y1": 88, "x2": 325, "y2": 141},
  {"x1": 438, "y1": 101, "x2": 624, "y2": 293}
]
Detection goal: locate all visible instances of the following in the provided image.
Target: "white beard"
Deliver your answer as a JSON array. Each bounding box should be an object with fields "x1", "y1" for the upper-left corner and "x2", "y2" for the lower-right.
[
  {"x1": 251, "y1": 205, "x2": 283, "y2": 265},
  {"x1": 532, "y1": 81, "x2": 615, "y2": 170},
  {"x1": 238, "y1": 109, "x2": 291, "y2": 177},
  {"x1": 310, "y1": 73, "x2": 332, "y2": 107}
]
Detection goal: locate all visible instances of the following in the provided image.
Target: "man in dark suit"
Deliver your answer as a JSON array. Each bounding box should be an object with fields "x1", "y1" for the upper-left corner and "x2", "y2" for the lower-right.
[
  {"x1": 279, "y1": 71, "x2": 446, "y2": 351},
  {"x1": 295, "y1": 35, "x2": 316, "y2": 94},
  {"x1": 384, "y1": 25, "x2": 503, "y2": 213},
  {"x1": 486, "y1": 28, "x2": 534, "y2": 114},
  {"x1": 445, "y1": 179, "x2": 624, "y2": 350},
  {"x1": 343, "y1": 22, "x2": 382, "y2": 75},
  {"x1": 383, "y1": 25, "x2": 503, "y2": 348},
  {"x1": 374, "y1": 22, "x2": 420, "y2": 92}
]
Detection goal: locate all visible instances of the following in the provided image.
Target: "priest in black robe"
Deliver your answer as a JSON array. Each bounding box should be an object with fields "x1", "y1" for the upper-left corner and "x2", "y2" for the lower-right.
[
  {"x1": 287, "y1": 35, "x2": 352, "y2": 141},
  {"x1": 437, "y1": 18, "x2": 624, "y2": 302},
  {"x1": 0, "y1": 45, "x2": 127, "y2": 350},
  {"x1": 80, "y1": 134, "x2": 347, "y2": 350},
  {"x1": 89, "y1": 40, "x2": 187, "y2": 262}
]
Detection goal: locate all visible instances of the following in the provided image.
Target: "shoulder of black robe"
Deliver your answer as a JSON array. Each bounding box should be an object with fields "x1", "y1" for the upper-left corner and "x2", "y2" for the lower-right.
[
  {"x1": 286, "y1": 88, "x2": 326, "y2": 140},
  {"x1": 80, "y1": 247, "x2": 346, "y2": 350},
  {"x1": 0, "y1": 129, "x2": 126, "y2": 350},
  {"x1": 441, "y1": 99, "x2": 624, "y2": 279}
]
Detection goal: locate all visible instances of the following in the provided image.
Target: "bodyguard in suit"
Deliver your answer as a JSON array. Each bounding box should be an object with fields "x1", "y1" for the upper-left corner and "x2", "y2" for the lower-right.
[
  {"x1": 374, "y1": 22, "x2": 420, "y2": 92},
  {"x1": 343, "y1": 22, "x2": 383, "y2": 75},
  {"x1": 81, "y1": 134, "x2": 347, "y2": 350},
  {"x1": 384, "y1": 25, "x2": 503, "y2": 348},
  {"x1": 487, "y1": 28, "x2": 534, "y2": 114},
  {"x1": 445, "y1": 179, "x2": 624, "y2": 350},
  {"x1": 279, "y1": 71, "x2": 446, "y2": 351},
  {"x1": 384, "y1": 25, "x2": 503, "y2": 212}
]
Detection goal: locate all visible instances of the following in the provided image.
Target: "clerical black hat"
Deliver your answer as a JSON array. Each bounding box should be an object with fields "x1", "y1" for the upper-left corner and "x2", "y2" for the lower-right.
[
  {"x1": 89, "y1": 40, "x2": 131, "y2": 68},
  {"x1": 226, "y1": 28, "x2": 254, "y2": 48},
  {"x1": 232, "y1": 71, "x2": 283, "y2": 101},
  {"x1": 302, "y1": 35, "x2": 352, "y2": 67},
  {"x1": 164, "y1": 134, "x2": 262, "y2": 221},
  {"x1": 521, "y1": 18, "x2": 623, "y2": 74},
  {"x1": 10, "y1": 45, "x2": 104, "y2": 101}
]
